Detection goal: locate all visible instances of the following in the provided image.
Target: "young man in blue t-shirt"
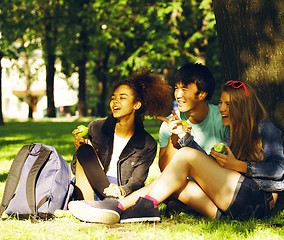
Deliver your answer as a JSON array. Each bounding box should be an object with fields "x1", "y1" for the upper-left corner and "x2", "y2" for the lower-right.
[{"x1": 158, "y1": 63, "x2": 229, "y2": 171}]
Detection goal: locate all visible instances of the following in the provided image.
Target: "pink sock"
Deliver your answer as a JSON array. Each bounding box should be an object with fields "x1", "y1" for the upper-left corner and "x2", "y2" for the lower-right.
[
  {"x1": 144, "y1": 195, "x2": 160, "y2": 208},
  {"x1": 117, "y1": 202, "x2": 124, "y2": 211}
]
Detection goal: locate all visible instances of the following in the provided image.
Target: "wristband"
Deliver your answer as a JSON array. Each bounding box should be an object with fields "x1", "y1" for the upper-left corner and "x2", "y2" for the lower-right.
[{"x1": 177, "y1": 132, "x2": 194, "y2": 149}]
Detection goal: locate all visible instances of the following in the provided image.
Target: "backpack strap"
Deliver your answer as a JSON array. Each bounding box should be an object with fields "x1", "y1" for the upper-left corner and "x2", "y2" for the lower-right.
[
  {"x1": 26, "y1": 146, "x2": 52, "y2": 219},
  {"x1": 0, "y1": 144, "x2": 36, "y2": 218}
]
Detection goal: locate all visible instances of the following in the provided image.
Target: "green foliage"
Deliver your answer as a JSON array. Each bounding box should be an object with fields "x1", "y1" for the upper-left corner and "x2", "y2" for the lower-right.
[{"x1": 1, "y1": 0, "x2": 225, "y2": 116}]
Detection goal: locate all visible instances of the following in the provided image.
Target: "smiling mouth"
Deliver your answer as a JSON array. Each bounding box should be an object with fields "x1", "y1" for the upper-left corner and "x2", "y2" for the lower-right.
[
  {"x1": 113, "y1": 107, "x2": 120, "y2": 111},
  {"x1": 177, "y1": 100, "x2": 186, "y2": 106}
]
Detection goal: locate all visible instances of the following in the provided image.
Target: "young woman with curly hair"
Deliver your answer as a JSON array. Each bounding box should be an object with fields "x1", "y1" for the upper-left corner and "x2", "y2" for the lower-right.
[
  {"x1": 71, "y1": 68, "x2": 172, "y2": 201},
  {"x1": 68, "y1": 80, "x2": 283, "y2": 223}
]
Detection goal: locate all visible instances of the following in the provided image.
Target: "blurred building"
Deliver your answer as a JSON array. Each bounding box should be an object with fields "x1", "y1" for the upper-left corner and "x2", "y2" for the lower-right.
[{"x1": 2, "y1": 55, "x2": 78, "y2": 120}]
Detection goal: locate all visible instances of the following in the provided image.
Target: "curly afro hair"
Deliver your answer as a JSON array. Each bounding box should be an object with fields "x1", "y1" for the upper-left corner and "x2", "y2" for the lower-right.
[{"x1": 112, "y1": 67, "x2": 173, "y2": 119}]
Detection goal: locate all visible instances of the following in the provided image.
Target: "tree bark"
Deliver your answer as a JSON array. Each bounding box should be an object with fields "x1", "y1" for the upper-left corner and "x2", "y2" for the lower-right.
[
  {"x1": 44, "y1": 10, "x2": 57, "y2": 118},
  {"x1": 46, "y1": 52, "x2": 56, "y2": 118},
  {"x1": 96, "y1": 50, "x2": 110, "y2": 117},
  {"x1": 78, "y1": 58, "x2": 86, "y2": 117},
  {"x1": 22, "y1": 50, "x2": 33, "y2": 119},
  {"x1": 77, "y1": 26, "x2": 88, "y2": 117},
  {"x1": 45, "y1": 43, "x2": 56, "y2": 117},
  {"x1": 213, "y1": 0, "x2": 284, "y2": 134}
]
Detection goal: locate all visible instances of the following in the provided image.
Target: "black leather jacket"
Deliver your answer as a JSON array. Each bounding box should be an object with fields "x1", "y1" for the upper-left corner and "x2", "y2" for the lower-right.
[{"x1": 73, "y1": 115, "x2": 157, "y2": 196}]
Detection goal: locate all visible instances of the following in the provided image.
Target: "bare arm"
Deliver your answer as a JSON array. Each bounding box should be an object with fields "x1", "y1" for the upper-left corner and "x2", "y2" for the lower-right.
[
  {"x1": 158, "y1": 111, "x2": 191, "y2": 172},
  {"x1": 158, "y1": 135, "x2": 179, "y2": 172}
]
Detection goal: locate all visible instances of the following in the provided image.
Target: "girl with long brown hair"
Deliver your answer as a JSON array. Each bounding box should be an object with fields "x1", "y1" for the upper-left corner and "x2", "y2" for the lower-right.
[{"x1": 223, "y1": 81, "x2": 266, "y2": 163}]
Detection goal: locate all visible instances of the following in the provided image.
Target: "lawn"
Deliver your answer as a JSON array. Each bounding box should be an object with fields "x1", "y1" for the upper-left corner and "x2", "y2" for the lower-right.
[{"x1": 0, "y1": 118, "x2": 283, "y2": 240}]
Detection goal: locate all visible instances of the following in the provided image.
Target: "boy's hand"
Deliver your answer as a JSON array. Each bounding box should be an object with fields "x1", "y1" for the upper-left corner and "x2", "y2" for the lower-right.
[{"x1": 157, "y1": 110, "x2": 191, "y2": 138}]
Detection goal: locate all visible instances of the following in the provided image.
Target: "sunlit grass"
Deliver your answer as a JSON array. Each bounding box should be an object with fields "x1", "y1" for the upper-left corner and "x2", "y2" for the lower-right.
[{"x1": 0, "y1": 119, "x2": 283, "y2": 240}]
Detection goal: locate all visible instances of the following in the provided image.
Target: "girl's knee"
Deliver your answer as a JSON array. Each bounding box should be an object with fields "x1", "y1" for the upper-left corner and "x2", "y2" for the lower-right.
[{"x1": 176, "y1": 147, "x2": 200, "y2": 162}]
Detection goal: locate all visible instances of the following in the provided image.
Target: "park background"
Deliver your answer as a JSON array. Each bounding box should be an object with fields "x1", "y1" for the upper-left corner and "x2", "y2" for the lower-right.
[
  {"x1": 0, "y1": 0, "x2": 283, "y2": 130},
  {"x1": 0, "y1": 0, "x2": 283, "y2": 239}
]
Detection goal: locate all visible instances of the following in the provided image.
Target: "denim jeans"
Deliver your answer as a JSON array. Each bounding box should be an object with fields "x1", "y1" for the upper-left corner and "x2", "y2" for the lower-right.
[{"x1": 223, "y1": 175, "x2": 272, "y2": 219}]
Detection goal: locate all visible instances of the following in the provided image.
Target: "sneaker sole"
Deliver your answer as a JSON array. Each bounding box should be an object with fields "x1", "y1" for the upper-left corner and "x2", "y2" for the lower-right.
[
  {"x1": 68, "y1": 201, "x2": 120, "y2": 224},
  {"x1": 120, "y1": 216, "x2": 161, "y2": 223}
]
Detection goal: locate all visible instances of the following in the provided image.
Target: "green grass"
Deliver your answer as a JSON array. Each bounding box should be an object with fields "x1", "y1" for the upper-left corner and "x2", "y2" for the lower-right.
[{"x1": 0, "y1": 119, "x2": 283, "y2": 240}]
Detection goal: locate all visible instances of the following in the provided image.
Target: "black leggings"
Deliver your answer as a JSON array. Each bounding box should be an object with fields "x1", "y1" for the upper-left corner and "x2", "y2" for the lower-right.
[
  {"x1": 223, "y1": 175, "x2": 272, "y2": 220},
  {"x1": 74, "y1": 144, "x2": 110, "y2": 200}
]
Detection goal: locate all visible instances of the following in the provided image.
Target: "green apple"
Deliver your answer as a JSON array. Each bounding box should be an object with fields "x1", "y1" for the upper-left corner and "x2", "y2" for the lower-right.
[
  {"x1": 54, "y1": 209, "x2": 72, "y2": 218},
  {"x1": 77, "y1": 125, "x2": 89, "y2": 137},
  {"x1": 181, "y1": 120, "x2": 189, "y2": 125},
  {"x1": 211, "y1": 143, "x2": 225, "y2": 153}
]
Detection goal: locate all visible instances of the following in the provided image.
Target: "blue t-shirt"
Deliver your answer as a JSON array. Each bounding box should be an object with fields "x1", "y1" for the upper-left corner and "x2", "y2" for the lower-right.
[{"x1": 159, "y1": 104, "x2": 229, "y2": 154}]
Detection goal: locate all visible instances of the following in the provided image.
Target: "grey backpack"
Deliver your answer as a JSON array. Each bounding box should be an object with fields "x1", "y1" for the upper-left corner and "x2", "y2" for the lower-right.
[{"x1": 0, "y1": 143, "x2": 74, "y2": 221}]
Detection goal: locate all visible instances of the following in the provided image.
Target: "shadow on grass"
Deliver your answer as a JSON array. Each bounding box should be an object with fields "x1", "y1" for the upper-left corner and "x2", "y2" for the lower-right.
[
  {"x1": 0, "y1": 172, "x2": 8, "y2": 183},
  {"x1": 0, "y1": 139, "x2": 27, "y2": 148},
  {"x1": 161, "y1": 197, "x2": 284, "y2": 236}
]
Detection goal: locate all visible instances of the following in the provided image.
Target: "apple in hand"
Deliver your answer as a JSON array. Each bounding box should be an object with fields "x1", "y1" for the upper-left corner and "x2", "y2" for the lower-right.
[
  {"x1": 77, "y1": 125, "x2": 89, "y2": 137},
  {"x1": 211, "y1": 143, "x2": 225, "y2": 153}
]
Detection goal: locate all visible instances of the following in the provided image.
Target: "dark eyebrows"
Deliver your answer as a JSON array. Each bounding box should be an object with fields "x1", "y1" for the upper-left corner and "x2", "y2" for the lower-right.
[
  {"x1": 112, "y1": 93, "x2": 128, "y2": 97},
  {"x1": 174, "y1": 83, "x2": 187, "y2": 89}
]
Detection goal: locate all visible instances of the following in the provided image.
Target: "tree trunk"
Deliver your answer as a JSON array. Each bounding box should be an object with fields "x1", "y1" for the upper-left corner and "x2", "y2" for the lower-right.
[
  {"x1": 44, "y1": 11, "x2": 57, "y2": 118},
  {"x1": 96, "y1": 70, "x2": 107, "y2": 117},
  {"x1": 77, "y1": 26, "x2": 88, "y2": 117},
  {"x1": 213, "y1": 0, "x2": 284, "y2": 135},
  {"x1": 0, "y1": 52, "x2": 4, "y2": 125},
  {"x1": 22, "y1": 50, "x2": 33, "y2": 119},
  {"x1": 78, "y1": 59, "x2": 86, "y2": 117},
  {"x1": 46, "y1": 53, "x2": 56, "y2": 118},
  {"x1": 96, "y1": 50, "x2": 110, "y2": 117}
]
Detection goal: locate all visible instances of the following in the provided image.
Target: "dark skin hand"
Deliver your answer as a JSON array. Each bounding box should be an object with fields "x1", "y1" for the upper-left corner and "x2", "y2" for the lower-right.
[{"x1": 72, "y1": 129, "x2": 89, "y2": 149}]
